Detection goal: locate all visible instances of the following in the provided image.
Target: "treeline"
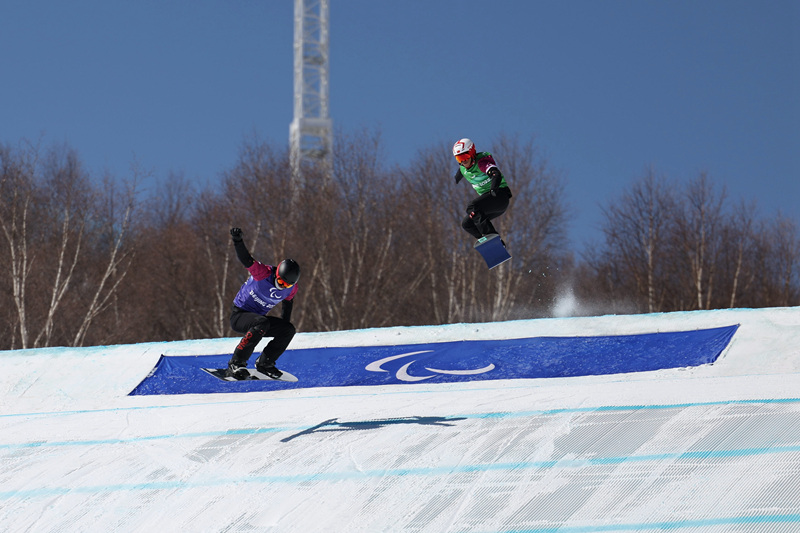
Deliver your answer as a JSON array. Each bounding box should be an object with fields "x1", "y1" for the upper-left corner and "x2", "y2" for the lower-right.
[
  {"x1": 1, "y1": 133, "x2": 797, "y2": 350},
  {"x1": 577, "y1": 168, "x2": 799, "y2": 314}
]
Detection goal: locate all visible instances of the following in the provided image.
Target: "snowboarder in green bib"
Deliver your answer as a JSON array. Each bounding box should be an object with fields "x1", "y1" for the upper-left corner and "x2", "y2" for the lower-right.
[{"x1": 452, "y1": 138, "x2": 512, "y2": 242}]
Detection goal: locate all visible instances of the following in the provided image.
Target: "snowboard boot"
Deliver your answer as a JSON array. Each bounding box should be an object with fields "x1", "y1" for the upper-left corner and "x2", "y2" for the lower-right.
[
  {"x1": 226, "y1": 359, "x2": 249, "y2": 380},
  {"x1": 255, "y1": 358, "x2": 282, "y2": 379}
]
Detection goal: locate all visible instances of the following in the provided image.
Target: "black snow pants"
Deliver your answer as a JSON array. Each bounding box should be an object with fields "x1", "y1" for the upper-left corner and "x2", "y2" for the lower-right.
[
  {"x1": 229, "y1": 305, "x2": 296, "y2": 368},
  {"x1": 461, "y1": 187, "x2": 512, "y2": 239}
]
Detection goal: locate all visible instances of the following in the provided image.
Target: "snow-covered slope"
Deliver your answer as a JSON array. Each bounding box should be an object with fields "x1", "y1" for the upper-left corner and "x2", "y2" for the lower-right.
[{"x1": 2, "y1": 308, "x2": 799, "y2": 532}]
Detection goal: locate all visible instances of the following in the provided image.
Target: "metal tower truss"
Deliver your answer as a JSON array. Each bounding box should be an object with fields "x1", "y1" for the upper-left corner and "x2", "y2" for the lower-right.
[{"x1": 290, "y1": 0, "x2": 332, "y2": 181}]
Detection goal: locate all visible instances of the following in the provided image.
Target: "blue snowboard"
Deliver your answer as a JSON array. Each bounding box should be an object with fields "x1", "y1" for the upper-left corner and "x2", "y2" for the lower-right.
[{"x1": 474, "y1": 234, "x2": 511, "y2": 269}]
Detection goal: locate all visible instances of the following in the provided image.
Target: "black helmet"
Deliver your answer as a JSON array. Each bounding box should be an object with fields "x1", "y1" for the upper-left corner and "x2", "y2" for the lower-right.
[{"x1": 277, "y1": 258, "x2": 301, "y2": 285}]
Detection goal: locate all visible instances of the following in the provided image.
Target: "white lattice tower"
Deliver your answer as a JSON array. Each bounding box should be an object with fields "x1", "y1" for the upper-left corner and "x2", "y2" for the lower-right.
[{"x1": 289, "y1": 0, "x2": 332, "y2": 184}]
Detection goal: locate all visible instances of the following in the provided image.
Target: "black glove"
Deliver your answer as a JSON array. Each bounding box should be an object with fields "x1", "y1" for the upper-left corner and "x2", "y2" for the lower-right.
[
  {"x1": 487, "y1": 168, "x2": 502, "y2": 195},
  {"x1": 230, "y1": 227, "x2": 243, "y2": 242}
]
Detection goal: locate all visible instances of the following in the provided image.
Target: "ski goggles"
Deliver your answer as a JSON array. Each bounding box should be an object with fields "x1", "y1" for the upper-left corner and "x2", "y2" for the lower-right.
[
  {"x1": 455, "y1": 152, "x2": 473, "y2": 163},
  {"x1": 276, "y1": 273, "x2": 295, "y2": 289}
]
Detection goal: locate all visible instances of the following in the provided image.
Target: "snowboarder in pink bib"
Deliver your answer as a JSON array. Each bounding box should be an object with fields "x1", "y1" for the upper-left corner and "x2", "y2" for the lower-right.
[
  {"x1": 452, "y1": 138, "x2": 512, "y2": 241},
  {"x1": 227, "y1": 227, "x2": 300, "y2": 380}
]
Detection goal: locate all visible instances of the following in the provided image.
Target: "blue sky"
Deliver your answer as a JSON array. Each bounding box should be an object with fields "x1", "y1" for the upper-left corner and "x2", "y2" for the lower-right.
[{"x1": 1, "y1": 0, "x2": 797, "y2": 250}]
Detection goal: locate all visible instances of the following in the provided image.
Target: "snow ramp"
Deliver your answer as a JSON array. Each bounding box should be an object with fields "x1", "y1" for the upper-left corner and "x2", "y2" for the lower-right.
[
  {"x1": 2, "y1": 308, "x2": 800, "y2": 532},
  {"x1": 130, "y1": 325, "x2": 738, "y2": 395}
]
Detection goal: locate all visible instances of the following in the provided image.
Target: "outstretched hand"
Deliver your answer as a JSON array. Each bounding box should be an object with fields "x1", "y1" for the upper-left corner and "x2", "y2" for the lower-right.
[{"x1": 230, "y1": 227, "x2": 243, "y2": 242}]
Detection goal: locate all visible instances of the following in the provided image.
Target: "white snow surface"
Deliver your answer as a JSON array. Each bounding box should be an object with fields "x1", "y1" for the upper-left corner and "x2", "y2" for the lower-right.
[{"x1": 2, "y1": 307, "x2": 800, "y2": 532}]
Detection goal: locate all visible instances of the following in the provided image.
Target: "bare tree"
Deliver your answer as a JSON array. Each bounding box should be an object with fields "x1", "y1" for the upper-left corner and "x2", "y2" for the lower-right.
[
  {"x1": 301, "y1": 129, "x2": 429, "y2": 330},
  {"x1": 409, "y1": 142, "x2": 472, "y2": 324},
  {"x1": 71, "y1": 172, "x2": 139, "y2": 347},
  {"x1": 195, "y1": 191, "x2": 236, "y2": 338},
  {"x1": 769, "y1": 214, "x2": 800, "y2": 307},
  {"x1": 0, "y1": 141, "x2": 40, "y2": 348},
  {"x1": 0, "y1": 142, "x2": 139, "y2": 348},
  {"x1": 598, "y1": 168, "x2": 676, "y2": 313},
  {"x1": 722, "y1": 199, "x2": 757, "y2": 308},
  {"x1": 33, "y1": 146, "x2": 94, "y2": 347},
  {"x1": 674, "y1": 172, "x2": 726, "y2": 309},
  {"x1": 492, "y1": 134, "x2": 569, "y2": 318},
  {"x1": 123, "y1": 171, "x2": 204, "y2": 342}
]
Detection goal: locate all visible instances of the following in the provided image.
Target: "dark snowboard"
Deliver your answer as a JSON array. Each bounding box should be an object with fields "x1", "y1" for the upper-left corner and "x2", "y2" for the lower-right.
[{"x1": 475, "y1": 234, "x2": 511, "y2": 269}]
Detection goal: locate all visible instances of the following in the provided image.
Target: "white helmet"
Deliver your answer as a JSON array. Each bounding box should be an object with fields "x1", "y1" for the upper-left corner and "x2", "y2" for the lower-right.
[{"x1": 453, "y1": 138, "x2": 476, "y2": 163}]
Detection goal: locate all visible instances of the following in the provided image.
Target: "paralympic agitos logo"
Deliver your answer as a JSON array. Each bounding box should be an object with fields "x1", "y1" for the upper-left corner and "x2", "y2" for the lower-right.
[{"x1": 365, "y1": 350, "x2": 495, "y2": 382}]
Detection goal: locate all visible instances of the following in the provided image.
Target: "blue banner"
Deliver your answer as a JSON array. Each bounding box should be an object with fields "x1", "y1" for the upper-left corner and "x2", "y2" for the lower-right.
[{"x1": 129, "y1": 325, "x2": 738, "y2": 396}]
